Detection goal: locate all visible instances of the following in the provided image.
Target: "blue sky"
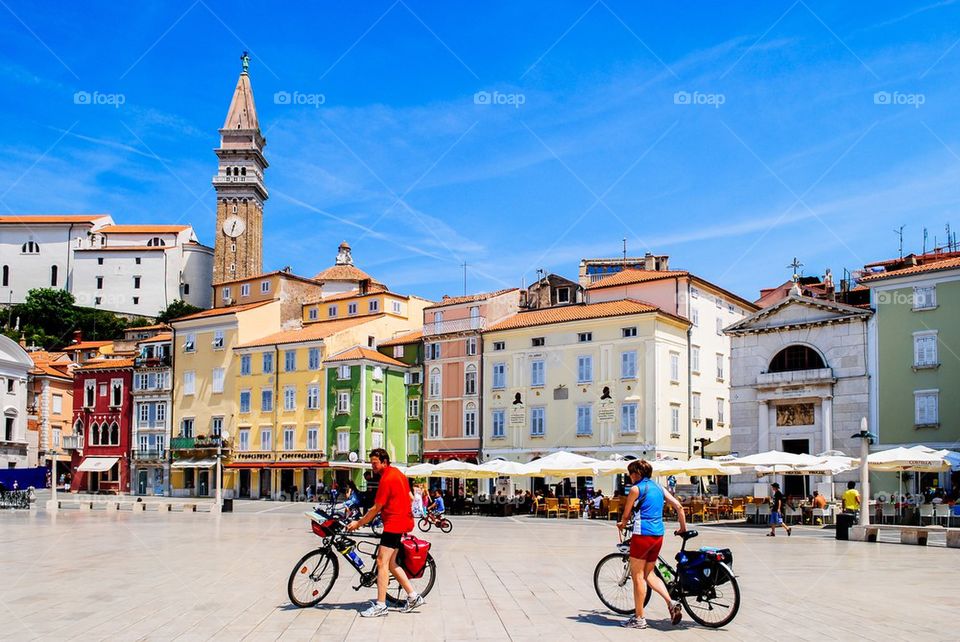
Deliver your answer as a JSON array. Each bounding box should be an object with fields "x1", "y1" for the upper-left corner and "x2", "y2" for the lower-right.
[{"x1": 3, "y1": 1, "x2": 960, "y2": 302}]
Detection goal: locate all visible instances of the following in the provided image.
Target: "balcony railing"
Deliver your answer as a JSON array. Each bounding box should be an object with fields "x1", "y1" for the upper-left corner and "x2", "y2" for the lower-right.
[
  {"x1": 757, "y1": 367, "x2": 834, "y2": 387},
  {"x1": 62, "y1": 435, "x2": 81, "y2": 450},
  {"x1": 423, "y1": 317, "x2": 486, "y2": 336},
  {"x1": 135, "y1": 355, "x2": 172, "y2": 368},
  {"x1": 170, "y1": 436, "x2": 228, "y2": 450},
  {"x1": 133, "y1": 449, "x2": 167, "y2": 461}
]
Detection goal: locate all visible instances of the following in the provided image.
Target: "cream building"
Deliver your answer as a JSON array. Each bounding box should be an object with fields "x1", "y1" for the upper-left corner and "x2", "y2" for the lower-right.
[
  {"x1": 586, "y1": 266, "x2": 757, "y2": 458},
  {"x1": 0, "y1": 335, "x2": 33, "y2": 469},
  {"x1": 481, "y1": 300, "x2": 691, "y2": 489},
  {"x1": 169, "y1": 300, "x2": 280, "y2": 497}
]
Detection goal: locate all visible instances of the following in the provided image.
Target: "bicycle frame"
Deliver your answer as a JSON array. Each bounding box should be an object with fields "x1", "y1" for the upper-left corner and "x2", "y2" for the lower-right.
[
  {"x1": 308, "y1": 512, "x2": 387, "y2": 590},
  {"x1": 614, "y1": 528, "x2": 717, "y2": 598}
]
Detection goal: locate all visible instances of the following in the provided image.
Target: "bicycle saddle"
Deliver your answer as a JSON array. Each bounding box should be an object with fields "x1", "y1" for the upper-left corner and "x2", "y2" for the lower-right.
[{"x1": 679, "y1": 530, "x2": 699, "y2": 540}]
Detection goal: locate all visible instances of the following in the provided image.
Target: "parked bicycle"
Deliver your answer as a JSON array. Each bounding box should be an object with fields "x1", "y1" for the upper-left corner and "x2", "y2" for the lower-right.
[
  {"x1": 288, "y1": 510, "x2": 436, "y2": 608},
  {"x1": 594, "y1": 529, "x2": 740, "y2": 628},
  {"x1": 417, "y1": 511, "x2": 452, "y2": 533}
]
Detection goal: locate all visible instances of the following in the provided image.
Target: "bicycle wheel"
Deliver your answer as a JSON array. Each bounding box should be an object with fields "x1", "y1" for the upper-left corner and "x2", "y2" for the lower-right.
[
  {"x1": 385, "y1": 554, "x2": 437, "y2": 606},
  {"x1": 680, "y1": 562, "x2": 740, "y2": 628},
  {"x1": 438, "y1": 518, "x2": 453, "y2": 533},
  {"x1": 418, "y1": 518, "x2": 432, "y2": 532},
  {"x1": 593, "y1": 553, "x2": 633, "y2": 615},
  {"x1": 287, "y1": 549, "x2": 339, "y2": 608}
]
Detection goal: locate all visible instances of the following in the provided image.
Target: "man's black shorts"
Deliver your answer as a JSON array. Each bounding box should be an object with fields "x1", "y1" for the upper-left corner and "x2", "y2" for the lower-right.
[{"x1": 380, "y1": 531, "x2": 403, "y2": 549}]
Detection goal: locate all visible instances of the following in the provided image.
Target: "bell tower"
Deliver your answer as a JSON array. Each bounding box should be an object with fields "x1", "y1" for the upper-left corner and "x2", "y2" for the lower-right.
[{"x1": 213, "y1": 51, "x2": 268, "y2": 284}]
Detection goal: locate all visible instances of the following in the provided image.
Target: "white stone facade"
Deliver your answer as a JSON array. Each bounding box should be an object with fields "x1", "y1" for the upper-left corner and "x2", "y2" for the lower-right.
[
  {"x1": 725, "y1": 295, "x2": 871, "y2": 498},
  {"x1": 0, "y1": 335, "x2": 34, "y2": 469}
]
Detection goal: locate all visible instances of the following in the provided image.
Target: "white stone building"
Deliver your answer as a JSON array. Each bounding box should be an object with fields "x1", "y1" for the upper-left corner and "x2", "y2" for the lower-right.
[
  {"x1": 724, "y1": 292, "x2": 871, "y2": 498},
  {"x1": 0, "y1": 215, "x2": 113, "y2": 303},
  {"x1": 72, "y1": 224, "x2": 213, "y2": 316},
  {"x1": 0, "y1": 334, "x2": 34, "y2": 469},
  {"x1": 131, "y1": 332, "x2": 173, "y2": 495}
]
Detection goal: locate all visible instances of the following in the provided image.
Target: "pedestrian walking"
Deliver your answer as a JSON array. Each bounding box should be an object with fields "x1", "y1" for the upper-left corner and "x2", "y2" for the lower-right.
[
  {"x1": 347, "y1": 448, "x2": 424, "y2": 618},
  {"x1": 767, "y1": 482, "x2": 792, "y2": 537},
  {"x1": 616, "y1": 459, "x2": 686, "y2": 629}
]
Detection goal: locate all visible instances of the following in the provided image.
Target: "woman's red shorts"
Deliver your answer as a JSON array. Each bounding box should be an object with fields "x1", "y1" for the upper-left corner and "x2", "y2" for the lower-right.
[{"x1": 629, "y1": 534, "x2": 663, "y2": 562}]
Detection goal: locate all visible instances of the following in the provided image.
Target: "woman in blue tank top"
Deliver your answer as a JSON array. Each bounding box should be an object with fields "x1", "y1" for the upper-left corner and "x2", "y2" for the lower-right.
[{"x1": 616, "y1": 459, "x2": 687, "y2": 629}]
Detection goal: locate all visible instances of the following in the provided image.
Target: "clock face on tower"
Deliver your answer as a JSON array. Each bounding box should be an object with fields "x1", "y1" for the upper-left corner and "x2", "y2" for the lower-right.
[{"x1": 222, "y1": 215, "x2": 246, "y2": 238}]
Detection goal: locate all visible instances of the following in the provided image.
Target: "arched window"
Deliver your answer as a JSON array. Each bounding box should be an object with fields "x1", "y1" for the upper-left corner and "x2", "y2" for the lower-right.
[
  {"x1": 110, "y1": 422, "x2": 119, "y2": 445},
  {"x1": 427, "y1": 405, "x2": 441, "y2": 439},
  {"x1": 74, "y1": 419, "x2": 84, "y2": 445},
  {"x1": 240, "y1": 167, "x2": 246, "y2": 176},
  {"x1": 429, "y1": 368, "x2": 441, "y2": 398},
  {"x1": 233, "y1": 167, "x2": 239, "y2": 176},
  {"x1": 768, "y1": 345, "x2": 825, "y2": 373},
  {"x1": 464, "y1": 364, "x2": 477, "y2": 395},
  {"x1": 90, "y1": 422, "x2": 100, "y2": 446},
  {"x1": 2, "y1": 265, "x2": 8, "y2": 287},
  {"x1": 21, "y1": 241, "x2": 39, "y2": 254},
  {"x1": 147, "y1": 237, "x2": 166, "y2": 247},
  {"x1": 464, "y1": 402, "x2": 478, "y2": 438},
  {"x1": 50, "y1": 265, "x2": 58, "y2": 287}
]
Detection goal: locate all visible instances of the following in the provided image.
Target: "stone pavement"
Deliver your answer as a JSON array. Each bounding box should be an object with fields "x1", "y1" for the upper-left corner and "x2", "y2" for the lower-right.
[{"x1": 1, "y1": 507, "x2": 956, "y2": 641}]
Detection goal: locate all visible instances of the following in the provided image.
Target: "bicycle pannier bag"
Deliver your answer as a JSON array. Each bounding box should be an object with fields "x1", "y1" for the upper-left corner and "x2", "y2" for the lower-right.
[{"x1": 399, "y1": 535, "x2": 431, "y2": 579}]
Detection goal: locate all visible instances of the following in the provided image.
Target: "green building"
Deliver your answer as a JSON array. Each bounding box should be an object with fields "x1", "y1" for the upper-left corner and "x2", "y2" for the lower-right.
[
  {"x1": 325, "y1": 346, "x2": 412, "y2": 487},
  {"x1": 863, "y1": 254, "x2": 960, "y2": 492},
  {"x1": 377, "y1": 330, "x2": 424, "y2": 465}
]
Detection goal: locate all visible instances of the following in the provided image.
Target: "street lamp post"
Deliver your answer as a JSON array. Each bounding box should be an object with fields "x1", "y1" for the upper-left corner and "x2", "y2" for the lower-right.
[
  {"x1": 853, "y1": 417, "x2": 875, "y2": 527},
  {"x1": 46, "y1": 451, "x2": 58, "y2": 513},
  {"x1": 215, "y1": 431, "x2": 230, "y2": 512}
]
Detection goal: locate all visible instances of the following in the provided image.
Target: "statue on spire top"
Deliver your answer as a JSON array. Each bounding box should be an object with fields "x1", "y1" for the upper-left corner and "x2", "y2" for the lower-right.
[{"x1": 240, "y1": 51, "x2": 250, "y2": 74}]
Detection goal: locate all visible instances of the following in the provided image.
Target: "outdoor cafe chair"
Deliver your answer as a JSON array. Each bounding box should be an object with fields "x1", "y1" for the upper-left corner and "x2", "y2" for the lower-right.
[
  {"x1": 934, "y1": 504, "x2": 952, "y2": 527},
  {"x1": 881, "y1": 503, "x2": 896, "y2": 524},
  {"x1": 784, "y1": 505, "x2": 802, "y2": 525},
  {"x1": 744, "y1": 503, "x2": 758, "y2": 523},
  {"x1": 812, "y1": 506, "x2": 833, "y2": 525},
  {"x1": 919, "y1": 504, "x2": 934, "y2": 525},
  {"x1": 689, "y1": 500, "x2": 706, "y2": 523},
  {"x1": 731, "y1": 498, "x2": 745, "y2": 519},
  {"x1": 566, "y1": 498, "x2": 581, "y2": 518},
  {"x1": 757, "y1": 503, "x2": 771, "y2": 522},
  {"x1": 606, "y1": 498, "x2": 622, "y2": 520},
  {"x1": 545, "y1": 497, "x2": 560, "y2": 518}
]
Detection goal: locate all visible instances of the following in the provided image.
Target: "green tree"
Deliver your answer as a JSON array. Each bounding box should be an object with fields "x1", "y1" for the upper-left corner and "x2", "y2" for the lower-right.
[{"x1": 156, "y1": 300, "x2": 202, "y2": 323}]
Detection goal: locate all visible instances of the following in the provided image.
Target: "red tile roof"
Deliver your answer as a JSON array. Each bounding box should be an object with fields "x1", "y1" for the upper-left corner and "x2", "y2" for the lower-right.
[
  {"x1": 237, "y1": 315, "x2": 382, "y2": 348},
  {"x1": 75, "y1": 245, "x2": 172, "y2": 252},
  {"x1": 137, "y1": 332, "x2": 172, "y2": 343},
  {"x1": 171, "y1": 300, "x2": 274, "y2": 322},
  {"x1": 859, "y1": 256, "x2": 960, "y2": 282},
  {"x1": 325, "y1": 346, "x2": 407, "y2": 367},
  {"x1": 99, "y1": 225, "x2": 189, "y2": 234},
  {"x1": 313, "y1": 264, "x2": 378, "y2": 283},
  {"x1": 77, "y1": 358, "x2": 134, "y2": 370},
  {"x1": 486, "y1": 299, "x2": 682, "y2": 332},
  {"x1": 0, "y1": 215, "x2": 110, "y2": 224},
  {"x1": 378, "y1": 330, "x2": 424, "y2": 347},
  {"x1": 424, "y1": 288, "x2": 518, "y2": 310},
  {"x1": 585, "y1": 269, "x2": 688, "y2": 289},
  {"x1": 66, "y1": 341, "x2": 111, "y2": 352},
  {"x1": 214, "y1": 270, "x2": 323, "y2": 287}
]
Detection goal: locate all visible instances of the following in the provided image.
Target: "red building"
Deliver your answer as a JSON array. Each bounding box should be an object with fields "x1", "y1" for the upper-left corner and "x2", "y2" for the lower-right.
[{"x1": 69, "y1": 359, "x2": 134, "y2": 493}]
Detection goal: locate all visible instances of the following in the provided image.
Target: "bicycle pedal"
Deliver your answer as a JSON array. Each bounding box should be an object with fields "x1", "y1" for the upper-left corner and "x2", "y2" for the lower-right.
[{"x1": 351, "y1": 584, "x2": 362, "y2": 591}]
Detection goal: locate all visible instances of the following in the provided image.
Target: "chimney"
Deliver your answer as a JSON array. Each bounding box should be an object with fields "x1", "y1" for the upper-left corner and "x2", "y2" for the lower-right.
[
  {"x1": 18, "y1": 334, "x2": 27, "y2": 349},
  {"x1": 644, "y1": 252, "x2": 655, "y2": 270},
  {"x1": 71, "y1": 330, "x2": 83, "y2": 345}
]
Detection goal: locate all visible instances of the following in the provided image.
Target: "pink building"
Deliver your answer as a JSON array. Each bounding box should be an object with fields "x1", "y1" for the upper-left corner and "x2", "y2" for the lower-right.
[{"x1": 421, "y1": 289, "x2": 520, "y2": 463}]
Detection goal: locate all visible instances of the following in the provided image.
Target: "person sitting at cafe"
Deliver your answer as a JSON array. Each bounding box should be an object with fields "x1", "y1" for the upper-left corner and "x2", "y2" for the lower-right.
[
  {"x1": 590, "y1": 489, "x2": 604, "y2": 518},
  {"x1": 812, "y1": 491, "x2": 827, "y2": 509}
]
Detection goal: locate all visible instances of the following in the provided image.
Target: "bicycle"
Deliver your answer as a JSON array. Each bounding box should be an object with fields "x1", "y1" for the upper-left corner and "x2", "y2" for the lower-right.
[
  {"x1": 341, "y1": 504, "x2": 385, "y2": 536},
  {"x1": 417, "y1": 511, "x2": 452, "y2": 533},
  {"x1": 594, "y1": 529, "x2": 740, "y2": 628},
  {"x1": 288, "y1": 510, "x2": 437, "y2": 608}
]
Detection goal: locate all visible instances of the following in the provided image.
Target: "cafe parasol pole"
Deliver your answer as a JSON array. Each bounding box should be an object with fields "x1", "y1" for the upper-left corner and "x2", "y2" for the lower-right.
[{"x1": 855, "y1": 417, "x2": 873, "y2": 527}]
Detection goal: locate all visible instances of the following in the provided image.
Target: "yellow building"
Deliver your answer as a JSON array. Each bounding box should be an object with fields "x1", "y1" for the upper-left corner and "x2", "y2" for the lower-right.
[
  {"x1": 482, "y1": 300, "x2": 690, "y2": 492},
  {"x1": 169, "y1": 299, "x2": 280, "y2": 497},
  {"x1": 228, "y1": 292, "x2": 430, "y2": 499}
]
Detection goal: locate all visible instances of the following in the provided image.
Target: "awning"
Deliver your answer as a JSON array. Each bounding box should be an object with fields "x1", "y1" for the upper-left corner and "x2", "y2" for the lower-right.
[
  {"x1": 226, "y1": 461, "x2": 330, "y2": 469},
  {"x1": 171, "y1": 457, "x2": 217, "y2": 469},
  {"x1": 77, "y1": 456, "x2": 119, "y2": 472},
  {"x1": 422, "y1": 451, "x2": 478, "y2": 461},
  {"x1": 703, "y1": 435, "x2": 731, "y2": 457}
]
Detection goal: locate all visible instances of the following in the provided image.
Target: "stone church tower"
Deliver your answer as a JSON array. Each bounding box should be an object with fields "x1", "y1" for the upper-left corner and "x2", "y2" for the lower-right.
[{"x1": 213, "y1": 52, "x2": 268, "y2": 284}]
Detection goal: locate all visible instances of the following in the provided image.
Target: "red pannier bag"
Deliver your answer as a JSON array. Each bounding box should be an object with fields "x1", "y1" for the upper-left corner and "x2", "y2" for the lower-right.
[{"x1": 399, "y1": 534, "x2": 431, "y2": 579}]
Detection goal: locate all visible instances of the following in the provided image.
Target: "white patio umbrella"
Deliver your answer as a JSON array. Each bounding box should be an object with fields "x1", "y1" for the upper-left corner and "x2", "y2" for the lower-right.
[
  {"x1": 654, "y1": 457, "x2": 742, "y2": 477},
  {"x1": 403, "y1": 463, "x2": 436, "y2": 477},
  {"x1": 477, "y1": 459, "x2": 529, "y2": 477},
  {"x1": 430, "y1": 459, "x2": 492, "y2": 479},
  {"x1": 868, "y1": 446, "x2": 949, "y2": 520},
  {"x1": 520, "y1": 451, "x2": 602, "y2": 477},
  {"x1": 729, "y1": 450, "x2": 824, "y2": 471}
]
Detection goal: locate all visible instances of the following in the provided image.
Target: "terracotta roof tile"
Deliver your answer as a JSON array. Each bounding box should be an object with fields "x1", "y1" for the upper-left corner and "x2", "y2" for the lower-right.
[
  {"x1": 378, "y1": 330, "x2": 424, "y2": 347},
  {"x1": 99, "y1": 225, "x2": 189, "y2": 234},
  {"x1": 859, "y1": 256, "x2": 960, "y2": 282},
  {"x1": 486, "y1": 299, "x2": 682, "y2": 332},
  {"x1": 0, "y1": 215, "x2": 110, "y2": 224},
  {"x1": 75, "y1": 245, "x2": 172, "y2": 252},
  {"x1": 66, "y1": 341, "x2": 112, "y2": 351},
  {"x1": 30, "y1": 362, "x2": 73, "y2": 379},
  {"x1": 585, "y1": 269, "x2": 688, "y2": 289},
  {"x1": 137, "y1": 332, "x2": 172, "y2": 343},
  {"x1": 214, "y1": 270, "x2": 322, "y2": 287},
  {"x1": 313, "y1": 264, "x2": 377, "y2": 282},
  {"x1": 237, "y1": 315, "x2": 383, "y2": 349},
  {"x1": 325, "y1": 346, "x2": 407, "y2": 367},
  {"x1": 424, "y1": 288, "x2": 518, "y2": 310},
  {"x1": 78, "y1": 358, "x2": 134, "y2": 370},
  {"x1": 171, "y1": 300, "x2": 274, "y2": 322},
  {"x1": 126, "y1": 323, "x2": 171, "y2": 332}
]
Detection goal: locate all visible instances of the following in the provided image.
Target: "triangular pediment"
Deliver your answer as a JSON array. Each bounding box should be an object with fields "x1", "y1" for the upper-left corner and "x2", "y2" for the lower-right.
[{"x1": 725, "y1": 295, "x2": 870, "y2": 334}]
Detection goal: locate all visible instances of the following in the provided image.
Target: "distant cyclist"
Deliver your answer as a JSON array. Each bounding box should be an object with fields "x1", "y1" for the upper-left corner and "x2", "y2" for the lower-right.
[
  {"x1": 617, "y1": 459, "x2": 686, "y2": 630},
  {"x1": 343, "y1": 480, "x2": 362, "y2": 518},
  {"x1": 427, "y1": 490, "x2": 445, "y2": 517}
]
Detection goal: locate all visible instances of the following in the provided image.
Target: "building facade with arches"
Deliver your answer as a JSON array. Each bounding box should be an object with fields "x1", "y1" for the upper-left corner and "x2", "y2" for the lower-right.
[
  {"x1": 725, "y1": 293, "x2": 872, "y2": 498},
  {"x1": 0, "y1": 334, "x2": 34, "y2": 470}
]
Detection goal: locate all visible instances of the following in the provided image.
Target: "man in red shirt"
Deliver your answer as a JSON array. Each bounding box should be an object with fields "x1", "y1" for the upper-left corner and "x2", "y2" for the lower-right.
[{"x1": 347, "y1": 448, "x2": 422, "y2": 617}]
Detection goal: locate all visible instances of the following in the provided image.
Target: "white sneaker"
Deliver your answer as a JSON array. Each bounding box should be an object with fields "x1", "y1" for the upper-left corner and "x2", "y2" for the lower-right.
[
  {"x1": 360, "y1": 601, "x2": 389, "y2": 618},
  {"x1": 400, "y1": 594, "x2": 425, "y2": 613}
]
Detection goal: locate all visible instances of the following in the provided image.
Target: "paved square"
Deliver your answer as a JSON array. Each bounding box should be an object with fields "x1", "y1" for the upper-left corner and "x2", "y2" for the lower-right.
[{"x1": 1, "y1": 502, "x2": 956, "y2": 641}]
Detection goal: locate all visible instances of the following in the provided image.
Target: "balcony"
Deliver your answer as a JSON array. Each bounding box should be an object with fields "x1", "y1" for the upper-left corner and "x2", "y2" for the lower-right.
[
  {"x1": 170, "y1": 436, "x2": 228, "y2": 450},
  {"x1": 756, "y1": 367, "x2": 834, "y2": 387},
  {"x1": 135, "y1": 355, "x2": 171, "y2": 368},
  {"x1": 423, "y1": 317, "x2": 486, "y2": 336},
  {"x1": 62, "y1": 435, "x2": 82, "y2": 450},
  {"x1": 133, "y1": 449, "x2": 167, "y2": 461}
]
